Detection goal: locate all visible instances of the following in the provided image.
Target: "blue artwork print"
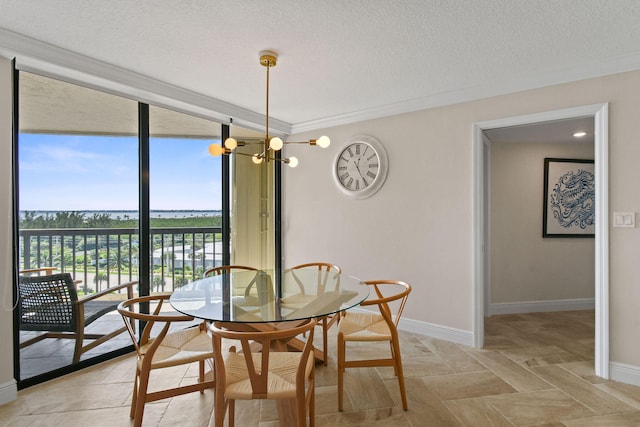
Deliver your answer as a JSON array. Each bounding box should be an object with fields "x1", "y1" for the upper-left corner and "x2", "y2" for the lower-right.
[{"x1": 549, "y1": 168, "x2": 594, "y2": 230}]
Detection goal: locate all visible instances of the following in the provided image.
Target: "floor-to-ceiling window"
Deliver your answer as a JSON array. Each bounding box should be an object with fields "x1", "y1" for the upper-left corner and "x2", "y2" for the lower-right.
[
  {"x1": 148, "y1": 105, "x2": 224, "y2": 288},
  {"x1": 14, "y1": 66, "x2": 283, "y2": 387},
  {"x1": 16, "y1": 71, "x2": 140, "y2": 383}
]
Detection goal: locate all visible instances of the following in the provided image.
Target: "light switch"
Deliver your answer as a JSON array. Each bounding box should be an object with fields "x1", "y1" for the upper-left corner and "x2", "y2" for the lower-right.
[{"x1": 613, "y1": 211, "x2": 635, "y2": 228}]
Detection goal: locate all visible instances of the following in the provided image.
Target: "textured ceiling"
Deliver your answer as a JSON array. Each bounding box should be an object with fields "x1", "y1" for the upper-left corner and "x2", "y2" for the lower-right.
[{"x1": 1, "y1": 0, "x2": 640, "y2": 132}]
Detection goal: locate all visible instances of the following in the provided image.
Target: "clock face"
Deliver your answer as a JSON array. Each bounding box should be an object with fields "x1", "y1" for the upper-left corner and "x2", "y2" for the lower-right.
[{"x1": 333, "y1": 135, "x2": 388, "y2": 199}]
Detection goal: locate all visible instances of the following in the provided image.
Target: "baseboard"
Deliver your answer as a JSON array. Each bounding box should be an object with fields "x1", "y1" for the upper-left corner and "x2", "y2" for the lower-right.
[
  {"x1": 488, "y1": 298, "x2": 595, "y2": 316},
  {"x1": 398, "y1": 317, "x2": 474, "y2": 347},
  {"x1": 348, "y1": 307, "x2": 474, "y2": 347},
  {"x1": 0, "y1": 379, "x2": 17, "y2": 406},
  {"x1": 610, "y1": 361, "x2": 640, "y2": 387}
]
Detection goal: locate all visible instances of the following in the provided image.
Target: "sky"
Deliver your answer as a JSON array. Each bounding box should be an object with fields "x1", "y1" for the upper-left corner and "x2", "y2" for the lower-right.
[{"x1": 19, "y1": 133, "x2": 223, "y2": 211}]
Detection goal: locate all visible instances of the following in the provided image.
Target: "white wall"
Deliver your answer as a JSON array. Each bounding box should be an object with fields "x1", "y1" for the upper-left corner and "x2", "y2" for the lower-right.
[
  {"x1": 283, "y1": 69, "x2": 640, "y2": 369},
  {"x1": 489, "y1": 142, "x2": 595, "y2": 309},
  {"x1": 0, "y1": 57, "x2": 17, "y2": 404}
]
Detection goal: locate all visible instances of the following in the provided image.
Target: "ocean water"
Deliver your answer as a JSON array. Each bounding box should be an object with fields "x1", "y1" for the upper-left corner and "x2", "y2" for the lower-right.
[{"x1": 21, "y1": 210, "x2": 221, "y2": 220}]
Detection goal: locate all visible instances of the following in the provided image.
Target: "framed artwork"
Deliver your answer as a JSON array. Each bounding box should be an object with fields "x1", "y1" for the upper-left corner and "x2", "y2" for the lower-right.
[{"x1": 543, "y1": 158, "x2": 595, "y2": 237}]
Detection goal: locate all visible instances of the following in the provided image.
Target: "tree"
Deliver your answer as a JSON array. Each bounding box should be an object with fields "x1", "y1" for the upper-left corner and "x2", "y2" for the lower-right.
[
  {"x1": 53, "y1": 211, "x2": 86, "y2": 228},
  {"x1": 94, "y1": 271, "x2": 108, "y2": 292},
  {"x1": 152, "y1": 275, "x2": 166, "y2": 293},
  {"x1": 173, "y1": 276, "x2": 189, "y2": 287},
  {"x1": 86, "y1": 213, "x2": 112, "y2": 228}
]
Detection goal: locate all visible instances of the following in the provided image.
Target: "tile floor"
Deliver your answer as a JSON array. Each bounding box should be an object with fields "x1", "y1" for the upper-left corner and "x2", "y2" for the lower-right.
[
  {"x1": 18, "y1": 311, "x2": 133, "y2": 379},
  {"x1": 5, "y1": 310, "x2": 640, "y2": 426}
]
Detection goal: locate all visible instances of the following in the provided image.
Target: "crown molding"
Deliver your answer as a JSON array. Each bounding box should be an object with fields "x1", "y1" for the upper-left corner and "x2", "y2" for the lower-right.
[
  {"x1": 0, "y1": 28, "x2": 291, "y2": 137},
  {"x1": 3, "y1": 27, "x2": 640, "y2": 137},
  {"x1": 292, "y1": 52, "x2": 640, "y2": 134}
]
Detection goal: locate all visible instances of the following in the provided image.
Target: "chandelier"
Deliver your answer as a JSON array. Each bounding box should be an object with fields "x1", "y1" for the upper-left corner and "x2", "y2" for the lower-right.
[{"x1": 208, "y1": 50, "x2": 330, "y2": 167}]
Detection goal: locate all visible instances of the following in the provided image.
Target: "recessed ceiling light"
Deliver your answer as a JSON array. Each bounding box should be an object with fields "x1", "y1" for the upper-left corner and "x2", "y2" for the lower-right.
[{"x1": 573, "y1": 131, "x2": 587, "y2": 138}]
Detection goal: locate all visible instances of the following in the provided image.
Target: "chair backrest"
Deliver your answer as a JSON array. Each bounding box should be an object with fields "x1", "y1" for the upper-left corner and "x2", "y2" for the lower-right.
[
  {"x1": 18, "y1": 273, "x2": 78, "y2": 331},
  {"x1": 203, "y1": 265, "x2": 263, "y2": 298},
  {"x1": 203, "y1": 265, "x2": 258, "y2": 278},
  {"x1": 117, "y1": 294, "x2": 195, "y2": 357},
  {"x1": 361, "y1": 280, "x2": 412, "y2": 329},
  {"x1": 289, "y1": 262, "x2": 342, "y2": 295},
  {"x1": 209, "y1": 318, "x2": 317, "y2": 398},
  {"x1": 20, "y1": 267, "x2": 58, "y2": 276}
]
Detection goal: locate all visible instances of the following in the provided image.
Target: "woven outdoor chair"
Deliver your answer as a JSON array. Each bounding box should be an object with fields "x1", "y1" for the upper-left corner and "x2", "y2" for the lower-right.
[{"x1": 18, "y1": 272, "x2": 137, "y2": 363}]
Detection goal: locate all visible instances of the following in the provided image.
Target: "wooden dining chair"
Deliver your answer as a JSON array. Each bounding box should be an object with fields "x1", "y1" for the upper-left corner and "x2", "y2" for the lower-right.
[
  {"x1": 203, "y1": 264, "x2": 258, "y2": 278},
  {"x1": 285, "y1": 262, "x2": 342, "y2": 365},
  {"x1": 203, "y1": 264, "x2": 267, "y2": 307},
  {"x1": 117, "y1": 295, "x2": 215, "y2": 427},
  {"x1": 208, "y1": 318, "x2": 317, "y2": 427},
  {"x1": 337, "y1": 280, "x2": 412, "y2": 411}
]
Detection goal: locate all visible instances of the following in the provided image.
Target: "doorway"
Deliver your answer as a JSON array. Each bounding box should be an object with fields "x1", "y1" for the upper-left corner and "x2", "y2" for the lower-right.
[{"x1": 472, "y1": 103, "x2": 609, "y2": 378}]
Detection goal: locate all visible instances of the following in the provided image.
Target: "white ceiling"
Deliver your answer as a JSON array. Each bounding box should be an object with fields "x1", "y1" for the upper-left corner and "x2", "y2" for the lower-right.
[
  {"x1": 484, "y1": 116, "x2": 595, "y2": 145},
  {"x1": 1, "y1": 0, "x2": 640, "y2": 136}
]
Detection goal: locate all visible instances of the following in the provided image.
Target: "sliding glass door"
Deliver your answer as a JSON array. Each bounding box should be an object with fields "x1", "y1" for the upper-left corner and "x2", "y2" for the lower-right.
[
  {"x1": 17, "y1": 71, "x2": 140, "y2": 383},
  {"x1": 15, "y1": 72, "x2": 230, "y2": 386}
]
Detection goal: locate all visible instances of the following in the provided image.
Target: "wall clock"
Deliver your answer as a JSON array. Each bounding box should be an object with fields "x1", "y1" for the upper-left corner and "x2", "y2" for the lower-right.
[{"x1": 333, "y1": 135, "x2": 388, "y2": 199}]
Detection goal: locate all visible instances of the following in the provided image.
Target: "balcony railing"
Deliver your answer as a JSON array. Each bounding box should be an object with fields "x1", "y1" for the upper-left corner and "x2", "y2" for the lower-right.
[{"x1": 19, "y1": 226, "x2": 222, "y2": 294}]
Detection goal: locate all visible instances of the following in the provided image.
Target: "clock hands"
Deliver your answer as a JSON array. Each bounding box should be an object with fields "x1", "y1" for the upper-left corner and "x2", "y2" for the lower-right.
[{"x1": 354, "y1": 158, "x2": 364, "y2": 179}]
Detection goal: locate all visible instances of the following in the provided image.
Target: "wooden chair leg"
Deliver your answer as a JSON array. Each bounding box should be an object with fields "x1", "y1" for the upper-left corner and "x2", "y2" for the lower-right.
[
  {"x1": 337, "y1": 333, "x2": 345, "y2": 411},
  {"x1": 130, "y1": 369, "x2": 140, "y2": 419},
  {"x1": 389, "y1": 341, "x2": 398, "y2": 376},
  {"x1": 73, "y1": 331, "x2": 84, "y2": 364},
  {"x1": 133, "y1": 368, "x2": 151, "y2": 427},
  {"x1": 310, "y1": 370, "x2": 316, "y2": 427},
  {"x1": 296, "y1": 394, "x2": 305, "y2": 427},
  {"x1": 391, "y1": 336, "x2": 408, "y2": 411},
  {"x1": 229, "y1": 399, "x2": 235, "y2": 427},
  {"x1": 322, "y1": 317, "x2": 329, "y2": 366},
  {"x1": 213, "y1": 391, "x2": 225, "y2": 427},
  {"x1": 198, "y1": 360, "x2": 205, "y2": 393}
]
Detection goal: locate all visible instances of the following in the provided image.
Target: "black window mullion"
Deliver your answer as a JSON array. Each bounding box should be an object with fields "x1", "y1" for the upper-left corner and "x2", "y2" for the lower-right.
[
  {"x1": 221, "y1": 124, "x2": 230, "y2": 267},
  {"x1": 138, "y1": 103, "x2": 150, "y2": 305}
]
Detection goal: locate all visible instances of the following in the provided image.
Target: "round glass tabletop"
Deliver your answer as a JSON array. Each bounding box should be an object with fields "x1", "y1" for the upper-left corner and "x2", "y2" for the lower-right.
[{"x1": 169, "y1": 267, "x2": 369, "y2": 323}]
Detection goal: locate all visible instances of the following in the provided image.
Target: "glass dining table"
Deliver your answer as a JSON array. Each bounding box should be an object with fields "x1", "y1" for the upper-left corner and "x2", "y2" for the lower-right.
[{"x1": 169, "y1": 266, "x2": 370, "y2": 363}]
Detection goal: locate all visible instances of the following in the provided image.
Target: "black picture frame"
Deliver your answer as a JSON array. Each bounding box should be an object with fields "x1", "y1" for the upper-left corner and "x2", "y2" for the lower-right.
[{"x1": 543, "y1": 158, "x2": 595, "y2": 238}]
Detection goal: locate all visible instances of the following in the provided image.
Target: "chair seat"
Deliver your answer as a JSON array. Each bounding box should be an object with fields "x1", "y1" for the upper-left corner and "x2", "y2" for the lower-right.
[
  {"x1": 20, "y1": 300, "x2": 118, "y2": 332},
  {"x1": 281, "y1": 293, "x2": 315, "y2": 307},
  {"x1": 84, "y1": 300, "x2": 122, "y2": 325},
  {"x1": 139, "y1": 326, "x2": 215, "y2": 370},
  {"x1": 223, "y1": 351, "x2": 314, "y2": 400},
  {"x1": 339, "y1": 312, "x2": 392, "y2": 341}
]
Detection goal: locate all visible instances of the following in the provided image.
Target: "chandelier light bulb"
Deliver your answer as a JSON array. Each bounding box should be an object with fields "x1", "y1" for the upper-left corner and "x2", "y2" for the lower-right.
[
  {"x1": 317, "y1": 135, "x2": 331, "y2": 148},
  {"x1": 208, "y1": 50, "x2": 324, "y2": 169},
  {"x1": 208, "y1": 143, "x2": 224, "y2": 157},
  {"x1": 270, "y1": 137, "x2": 283, "y2": 151}
]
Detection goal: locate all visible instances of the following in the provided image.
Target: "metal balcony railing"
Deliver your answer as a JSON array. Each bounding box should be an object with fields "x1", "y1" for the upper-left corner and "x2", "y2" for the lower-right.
[{"x1": 19, "y1": 226, "x2": 222, "y2": 294}]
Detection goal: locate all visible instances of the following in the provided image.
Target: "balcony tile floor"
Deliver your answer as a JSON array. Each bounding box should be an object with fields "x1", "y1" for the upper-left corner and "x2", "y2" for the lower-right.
[{"x1": 4, "y1": 310, "x2": 640, "y2": 426}]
